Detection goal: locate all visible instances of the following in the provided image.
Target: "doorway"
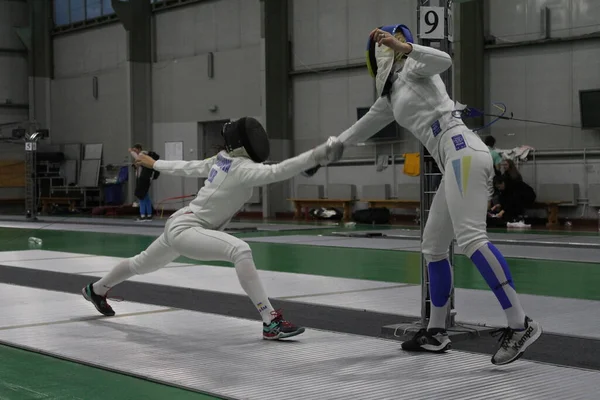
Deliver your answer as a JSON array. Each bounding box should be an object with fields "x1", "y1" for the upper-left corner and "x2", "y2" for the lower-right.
[
  {"x1": 198, "y1": 120, "x2": 229, "y2": 188},
  {"x1": 199, "y1": 120, "x2": 229, "y2": 159}
]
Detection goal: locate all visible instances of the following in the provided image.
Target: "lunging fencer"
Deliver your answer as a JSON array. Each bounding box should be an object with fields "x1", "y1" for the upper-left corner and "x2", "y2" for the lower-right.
[
  {"x1": 83, "y1": 117, "x2": 344, "y2": 340},
  {"x1": 303, "y1": 25, "x2": 542, "y2": 365}
]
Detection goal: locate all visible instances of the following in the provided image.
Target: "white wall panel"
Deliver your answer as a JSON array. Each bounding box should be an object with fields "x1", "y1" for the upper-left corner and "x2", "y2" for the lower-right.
[
  {"x1": 319, "y1": 74, "x2": 350, "y2": 138},
  {"x1": 152, "y1": 122, "x2": 198, "y2": 207},
  {"x1": 291, "y1": 0, "x2": 320, "y2": 68},
  {"x1": 0, "y1": 0, "x2": 28, "y2": 130},
  {"x1": 316, "y1": 0, "x2": 349, "y2": 67},
  {"x1": 0, "y1": 55, "x2": 28, "y2": 104},
  {"x1": 53, "y1": 25, "x2": 127, "y2": 78},
  {"x1": 487, "y1": 0, "x2": 600, "y2": 41},
  {"x1": 347, "y1": 0, "x2": 378, "y2": 62},
  {"x1": 571, "y1": 41, "x2": 600, "y2": 149},
  {"x1": 154, "y1": 0, "x2": 261, "y2": 61},
  {"x1": 571, "y1": 0, "x2": 600, "y2": 35},
  {"x1": 290, "y1": 163, "x2": 420, "y2": 211},
  {"x1": 524, "y1": 44, "x2": 573, "y2": 148},
  {"x1": 0, "y1": 108, "x2": 27, "y2": 126},
  {"x1": 240, "y1": 0, "x2": 262, "y2": 47},
  {"x1": 291, "y1": 0, "x2": 418, "y2": 162},
  {"x1": 545, "y1": 0, "x2": 571, "y2": 39},
  {"x1": 0, "y1": 0, "x2": 27, "y2": 49},
  {"x1": 293, "y1": 77, "x2": 320, "y2": 152},
  {"x1": 215, "y1": 0, "x2": 242, "y2": 50},
  {"x1": 293, "y1": 70, "x2": 374, "y2": 156},
  {"x1": 292, "y1": 0, "x2": 415, "y2": 70},
  {"x1": 153, "y1": 46, "x2": 261, "y2": 123},
  {"x1": 50, "y1": 65, "x2": 129, "y2": 165},
  {"x1": 487, "y1": 39, "x2": 600, "y2": 150},
  {"x1": 155, "y1": 7, "x2": 199, "y2": 59}
]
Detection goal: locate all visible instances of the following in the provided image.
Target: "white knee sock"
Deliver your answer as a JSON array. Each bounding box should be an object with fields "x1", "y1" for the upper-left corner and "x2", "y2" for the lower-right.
[
  {"x1": 234, "y1": 252, "x2": 275, "y2": 324},
  {"x1": 93, "y1": 259, "x2": 136, "y2": 296}
]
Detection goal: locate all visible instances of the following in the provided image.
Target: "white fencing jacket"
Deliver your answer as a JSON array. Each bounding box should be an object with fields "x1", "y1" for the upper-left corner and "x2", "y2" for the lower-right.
[
  {"x1": 339, "y1": 43, "x2": 478, "y2": 171},
  {"x1": 153, "y1": 150, "x2": 317, "y2": 230}
]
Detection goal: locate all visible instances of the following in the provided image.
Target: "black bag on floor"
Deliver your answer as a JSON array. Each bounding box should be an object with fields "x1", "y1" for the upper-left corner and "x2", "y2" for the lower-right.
[{"x1": 352, "y1": 208, "x2": 390, "y2": 224}]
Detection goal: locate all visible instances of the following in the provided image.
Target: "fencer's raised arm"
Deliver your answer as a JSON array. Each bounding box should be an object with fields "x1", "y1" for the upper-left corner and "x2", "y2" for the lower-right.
[
  {"x1": 406, "y1": 43, "x2": 452, "y2": 77},
  {"x1": 238, "y1": 137, "x2": 343, "y2": 186},
  {"x1": 153, "y1": 156, "x2": 217, "y2": 178},
  {"x1": 337, "y1": 96, "x2": 395, "y2": 145}
]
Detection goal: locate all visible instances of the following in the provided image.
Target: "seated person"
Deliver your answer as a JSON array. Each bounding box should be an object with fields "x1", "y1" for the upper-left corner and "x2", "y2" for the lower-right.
[
  {"x1": 500, "y1": 159, "x2": 522, "y2": 183},
  {"x1": 489, "y1": 175, "x2": 536, "y2": 224}
]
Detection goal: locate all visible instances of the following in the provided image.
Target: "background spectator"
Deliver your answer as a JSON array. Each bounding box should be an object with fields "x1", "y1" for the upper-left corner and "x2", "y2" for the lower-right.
[
  {"x1": 129, "y1": 144, "x2": 160, "y2": 222},
  {"x1": 484, "y1": 135, "x2": 503, "y2": 174},
  {"x1": 489, "y1": 174, "x2": 536, "y2": 225}
]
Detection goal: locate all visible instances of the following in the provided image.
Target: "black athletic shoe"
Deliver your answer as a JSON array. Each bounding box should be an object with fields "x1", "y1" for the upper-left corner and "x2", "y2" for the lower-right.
[
  {"x1": 301, "y1": 165, "x2": 321, "y2": 177},
  {"x1": 263, "y1": 310, "x2": 305, "y2": 340},
  {"x1": 401, "y1": 328, "x2": 451, "y2": 353},
  {"x1": 82, "y1": 283, "x2": 116, "y2": 316}
]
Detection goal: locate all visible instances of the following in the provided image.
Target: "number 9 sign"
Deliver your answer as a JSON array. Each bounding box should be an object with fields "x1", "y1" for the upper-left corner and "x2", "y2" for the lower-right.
[{"x1": 419, "y1": 6, "x2": 445, "y2": 40}]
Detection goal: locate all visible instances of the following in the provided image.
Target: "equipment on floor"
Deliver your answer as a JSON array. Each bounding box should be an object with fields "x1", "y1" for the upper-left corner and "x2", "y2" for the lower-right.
[
  {"x1": 310, "y1": 207, "x2": 343, "y2": 220},
  {"x1": 353, "y1": 208, "x2": 391, "y2": 224}
]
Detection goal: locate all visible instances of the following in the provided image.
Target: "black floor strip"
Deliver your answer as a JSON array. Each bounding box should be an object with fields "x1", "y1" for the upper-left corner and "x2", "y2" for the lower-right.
[{"x1": 1, "y1": 264, "x2": 598, "y2": 371}]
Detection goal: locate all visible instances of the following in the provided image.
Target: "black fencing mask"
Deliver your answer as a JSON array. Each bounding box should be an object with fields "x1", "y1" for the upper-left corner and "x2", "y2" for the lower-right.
[{"x1": 221, "y1": 117, "x2": 270, "y2": 163}]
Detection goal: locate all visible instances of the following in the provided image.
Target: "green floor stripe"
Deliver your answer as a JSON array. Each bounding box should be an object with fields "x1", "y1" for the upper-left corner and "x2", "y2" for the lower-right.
[
  {"x1": 0, "y1": 344, "x2": 223, "y2": 400},
  {"x1": 1, "y1": 227, "x2": 599, "y2": 301}
]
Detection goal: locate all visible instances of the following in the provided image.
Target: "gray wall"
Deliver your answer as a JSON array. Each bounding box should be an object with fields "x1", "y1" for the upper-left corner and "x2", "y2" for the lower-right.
[
  {"x1": 0, "y1": 0, "x2": 28, "y2": 200},
  {"x1": 152, "y1": 122, "x2": 198, "y2": 208},
  {"x1": 482, "y1": 0, "x2": 600, "y2": 218},
  {"x1": 0, "y1": 0, "x2": 28, "y2": 131},
  {"x1": 291, "y1": 0, "x2": 419, "y2": 157},
  {"x1": 288, "y1": 0, "x2": 421, "y2": 212},
  {"x1": 484, "y1": 0, "x2": 600, "y2": 150},
  {"x1": 286, "y1": 0, "x2": 600, "y2": 216},
  {"x1": 51, "y1": 24, "x2": 130, "y2": 165},
  {"x1": 152, "y1": 0, "x2": 264, "y2": 205},
  {"x1": 152, "y1": 0, "x2": 262, "y2": 124}
]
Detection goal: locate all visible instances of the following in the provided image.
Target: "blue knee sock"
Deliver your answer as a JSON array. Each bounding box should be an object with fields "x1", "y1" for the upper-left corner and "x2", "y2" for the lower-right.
[
  {"x1": 427, "y1": 259, "x2": 453, "y2": 330},
  {"x1": 140, "y1": 197, "x2": 148, "y2": 216},
  {"x1": 470, "y1": 242, "x2": 515, "y2": 310}
]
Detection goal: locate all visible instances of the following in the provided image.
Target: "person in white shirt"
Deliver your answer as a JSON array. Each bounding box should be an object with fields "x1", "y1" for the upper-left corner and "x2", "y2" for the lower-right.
[
  {"x1": 305, "y1": 25, "x2": 541, "y2": 365},
  {"x1": 83, "y1": 117, "x2": 343, "y2": 340}
]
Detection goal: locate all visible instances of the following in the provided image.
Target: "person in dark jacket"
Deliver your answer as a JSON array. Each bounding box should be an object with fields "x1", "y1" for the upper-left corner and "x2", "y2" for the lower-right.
[
  {"x1": 490, "y1": 175, "x2": 536, "y2": 223},
  {"x1": 129, "y1": 144, "x2": 160, "y2": 221}
]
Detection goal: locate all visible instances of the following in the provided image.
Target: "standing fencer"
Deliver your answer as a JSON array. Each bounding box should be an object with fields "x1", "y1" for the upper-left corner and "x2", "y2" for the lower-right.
[
  {"x1": 83, "y1": 117, "x2": 343, "y2": 340},
  {"x1": 303, "y1": 25, "x2": 541, "y2": 365}
]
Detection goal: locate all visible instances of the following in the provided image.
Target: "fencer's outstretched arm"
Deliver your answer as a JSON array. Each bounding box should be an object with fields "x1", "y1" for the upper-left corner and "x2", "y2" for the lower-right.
[
  {"x1": 153, "y1": 156, "x2": 217, "y2": 178},
  {"x1": 406, "y1": 43, "x2": 452, "y2": 77},
  {"x1": 238, "y1": 138, "x2": 343, "y2": 186},
  {"x1": 337, "y1": 96, "x2": 395, "y2": 145}
]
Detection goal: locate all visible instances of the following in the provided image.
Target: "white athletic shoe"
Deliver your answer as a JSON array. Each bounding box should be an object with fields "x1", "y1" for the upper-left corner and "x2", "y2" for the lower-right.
[
  {"x1": 491, "y1": 317, "x2": 542, "y2": 365},
  {"x1": 507, "y1": 221, "x2": 531, "y2": 229}
]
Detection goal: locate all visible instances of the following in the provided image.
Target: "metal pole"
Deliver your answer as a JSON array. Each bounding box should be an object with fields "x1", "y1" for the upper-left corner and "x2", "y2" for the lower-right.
[
  {"x1": 419, "y1": 145, "x2": 428, "y2": 326},
  {"x1": 417, "y1": 0, "x2": 456, "y2": 328},
  {"x1": 443, "y1": 0, "x2": 456, "y2": 329},
  {"x1": 25, "y1": 138, "x2": 38, "y2": 221}
]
